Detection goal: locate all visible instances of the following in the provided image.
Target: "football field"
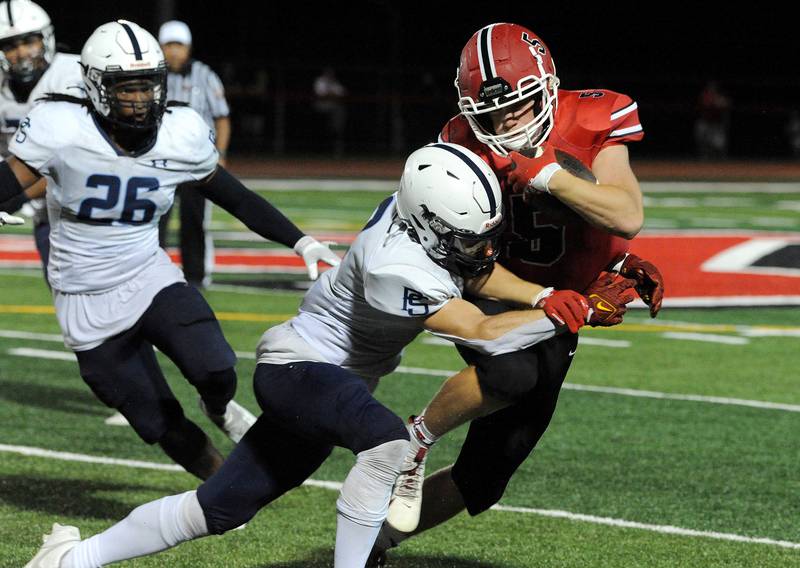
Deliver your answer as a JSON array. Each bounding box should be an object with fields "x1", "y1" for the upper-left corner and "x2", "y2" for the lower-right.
[{"x1": 0, "y1": 184, "x2": 798, "y2": 567}]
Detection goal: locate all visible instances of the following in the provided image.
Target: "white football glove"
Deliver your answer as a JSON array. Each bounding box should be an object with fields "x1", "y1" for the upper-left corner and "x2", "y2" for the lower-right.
[
  {"x1": 0, "y1": 211, "x2": 25, "y2": 226},
  {"x1": 293, "y1": 235, "x2": 340, "y2": 280}
]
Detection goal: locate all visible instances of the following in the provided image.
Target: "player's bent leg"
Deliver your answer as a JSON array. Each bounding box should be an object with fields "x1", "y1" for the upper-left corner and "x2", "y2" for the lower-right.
[
  {"x1": 142, "y1": 283, "x2": 256, "y2": 442},
  {"x1": 198, "y1": 413, "x2": 333, "y2": 534},
  {"x1": 253, "y1": 362, "x2": 409, "y2": 567},
  {"x1": 77, "y1": 334, "x2": 225, "y2": 479},
  {"x1": 56, "y1": 491, "x2": 208, "y2": 567}
]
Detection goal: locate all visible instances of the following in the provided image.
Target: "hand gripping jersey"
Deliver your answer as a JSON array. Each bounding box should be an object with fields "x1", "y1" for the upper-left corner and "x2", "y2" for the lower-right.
[
  {"x1": 440, "y1": 88, "x2": 644, "y2": 292},
  {"x1": 258, "y1": 195, "x2": 462, "y2": 382}
]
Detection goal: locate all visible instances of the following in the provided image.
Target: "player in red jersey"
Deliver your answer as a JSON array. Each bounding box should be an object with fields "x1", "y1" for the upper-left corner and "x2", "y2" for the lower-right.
[{"x1": 369, "y1": 22, "x2": 664, "y2": 564}]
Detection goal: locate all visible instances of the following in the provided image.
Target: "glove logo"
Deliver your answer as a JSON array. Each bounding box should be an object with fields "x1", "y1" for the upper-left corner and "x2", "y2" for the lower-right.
[{"x1": 589, "y1": 294, "x2": 617, "y2": 315}]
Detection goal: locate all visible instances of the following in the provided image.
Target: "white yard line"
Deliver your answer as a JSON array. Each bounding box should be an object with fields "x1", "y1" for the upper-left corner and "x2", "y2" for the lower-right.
[
  {"x1": 7, "y1": 346, "x2": 800, "y2": 413},
  {"x1": 0, "y1": 443, "x2": 797, "y2": 550},
  {"x1": 8, "y1": 347, "x2": 75, "y2": 361},
  {"x1": 0, "y1": 330, "x2": 63, "y2": 342},
  {"x1": 661, "y1": 332, "x2": 750, "y2": 345}
]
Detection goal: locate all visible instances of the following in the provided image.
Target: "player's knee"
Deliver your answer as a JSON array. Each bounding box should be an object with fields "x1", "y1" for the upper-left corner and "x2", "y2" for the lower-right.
[
  {"x1": 475, "y1": 351, "x2": 539, "y2": 401},
  {"x1": 194, "y1": 367, "x2": 237, "y2": 411},
  {"x1": 337, "y1": 438, "x2": 410, "y2": 527}
]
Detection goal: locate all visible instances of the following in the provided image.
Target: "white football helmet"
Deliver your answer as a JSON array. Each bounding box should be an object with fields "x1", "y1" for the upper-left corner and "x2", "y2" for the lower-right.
[
  {"x1": 396, "y1": 142, "x2": 504, "y2": 277},
  {"x1": 81, "y1": 20, "x2": 167, "y2": 130},
  {"x1": 0, "y1": 0, "x2": 55, "y2": 85}
]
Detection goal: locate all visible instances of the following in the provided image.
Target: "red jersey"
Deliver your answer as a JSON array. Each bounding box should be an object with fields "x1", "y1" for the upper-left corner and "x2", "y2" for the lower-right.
[{"x1": 439, "y1": 88, "x2": 644, "y2": 291}]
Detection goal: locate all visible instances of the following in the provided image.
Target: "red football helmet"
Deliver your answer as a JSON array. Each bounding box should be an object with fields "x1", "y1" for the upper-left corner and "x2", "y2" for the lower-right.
[{"x1": 455, "y1": 23, "x2": 560, "y2": 155}]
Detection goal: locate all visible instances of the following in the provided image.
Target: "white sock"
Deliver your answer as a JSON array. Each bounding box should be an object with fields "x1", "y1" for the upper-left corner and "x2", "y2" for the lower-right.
[
  {"x1": 410, "y1": 414, "x2": 438, "y2": 447},
  {"x1": 62, "y1": 491, "x2": 209, "y2": 567},
  {"x1": 334, "y1": 439, "x2": 408, "y2": 567},
  {"x1": 335, "y1": 514, "x2": 382, "y2": 567}
]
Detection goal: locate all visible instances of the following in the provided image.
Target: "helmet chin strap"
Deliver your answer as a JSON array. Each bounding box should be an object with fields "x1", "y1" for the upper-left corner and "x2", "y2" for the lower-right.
[{"x1": 97, "y1": 112, "x2": 158, "y2": 155}]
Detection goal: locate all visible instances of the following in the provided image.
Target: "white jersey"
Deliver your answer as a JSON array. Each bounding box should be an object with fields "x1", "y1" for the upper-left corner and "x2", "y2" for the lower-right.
[
  {"x1": 0, "y1": 53, "x2": 83, "y2": 223},
  {"x1": 0, "y1": 53, "x2": 83, "y2": 153},
  {"x1": 9, "y1": 101, "x2": 218, "y2": 351},
  {"x1": 10, "y1": 101, "x2": 218, "y2": 293},
  {"x1": 258, "y1": 195, "x2": 462, "y2": 381}
]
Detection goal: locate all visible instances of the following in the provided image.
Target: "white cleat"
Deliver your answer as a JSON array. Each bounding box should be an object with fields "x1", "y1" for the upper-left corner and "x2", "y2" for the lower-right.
[
  {"x1": 199, "y1": 398, "x2": 257, "y2": 444},
  {"x1": 104, "y1": 411, "x2": 130, "y2": 426},
  {"x1": 386, "y1": 442, "x2": 429, "y2": 533},
  {"x1": 25, "y1": 523, "x2": 80, "y2": 568}
]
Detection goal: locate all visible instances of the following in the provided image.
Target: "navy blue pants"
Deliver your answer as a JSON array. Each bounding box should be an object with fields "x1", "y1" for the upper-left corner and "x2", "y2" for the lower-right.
[
  {"x1": 75, "y1": 282, "x2": 237, "y2": 443},
  {"x1": 451, "y1": 298, "x2": 578, "y2": 515},
  {"x1": 197, "y1": 361, "x2": 408, "y2": 534},
  {"x1": 33, "y1": 221, "x2": 50, "y2": 284}
]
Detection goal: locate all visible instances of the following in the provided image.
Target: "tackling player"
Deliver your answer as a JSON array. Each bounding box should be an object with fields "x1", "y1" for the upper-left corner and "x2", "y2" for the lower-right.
[
  {"x1": 0, "y1": 21, "x2": 339, "y2": 481},
  {"x1": 372, "y1": 22, "x2": 665, "y2": 563},
  {"x1": 0, "y1": 0, "x2": 84, "y2": 280},
  {"x1": 24, "y1": 142, "x2": 634, "y2": 567}
]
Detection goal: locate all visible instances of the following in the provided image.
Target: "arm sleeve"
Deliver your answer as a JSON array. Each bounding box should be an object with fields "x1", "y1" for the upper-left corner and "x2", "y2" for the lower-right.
[
  {"x1": 429, "y1": 317, "x2": 557, "y2": 356},
  {"x1": 194, "y1": 166, "x2": 304, "y2": 248},
  {"x1": 364, "y1": 264, "x2": 458, "y2": 317}
]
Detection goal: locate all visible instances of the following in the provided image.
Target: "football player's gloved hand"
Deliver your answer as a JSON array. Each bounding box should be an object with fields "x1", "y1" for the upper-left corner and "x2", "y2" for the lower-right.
[
  {"x1": 294, "y1": 236, "x2": 340, "y2": 280},
  {"x1": 0, "y1": 211, "x2": 25, "y2": 226},
  {"x1": 582, "y1": 273, "x2": 638, "y2": 327},
  {"x1": 533, "y1": 287, "x2": 589, "y2": 334},
  {"x1": 609, "y1": 252, "x2": 665, "y2": 318},
  {"x1": 505, "y1": 144, "x2": 563, "y2": 195}
]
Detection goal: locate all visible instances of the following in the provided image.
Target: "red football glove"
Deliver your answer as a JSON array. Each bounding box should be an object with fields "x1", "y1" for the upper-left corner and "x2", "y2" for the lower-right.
[
  {"x1": 582, "y1": 273, "x2": 638, "y2": 327},
  {"x1": 534, "y1": 288, "x2": 589, "y2": 334},
  {"x1": 503, "y1": 144, "x2": 564, "y2": 194},
  {"x1": 609, "y1": 253, "x2": 665, "y2": 318}
]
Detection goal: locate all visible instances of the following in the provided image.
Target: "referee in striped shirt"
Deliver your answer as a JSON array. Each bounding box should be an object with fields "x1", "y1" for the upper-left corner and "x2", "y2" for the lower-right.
[{"x1": 157, "y1": 20, "x2": 231, "y2": 289}]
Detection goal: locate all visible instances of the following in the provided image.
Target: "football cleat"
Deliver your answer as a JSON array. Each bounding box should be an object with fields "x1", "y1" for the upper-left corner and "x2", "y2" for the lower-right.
[
  {"x1": 386, "y1": 437, "x2": 429, "y2": 532},
  {"x1": 24, "y1": 523, "x2": 80, "y2": 568},
  {"x1": 199, "y1": 398, "x2": 256, "y2": 444}
]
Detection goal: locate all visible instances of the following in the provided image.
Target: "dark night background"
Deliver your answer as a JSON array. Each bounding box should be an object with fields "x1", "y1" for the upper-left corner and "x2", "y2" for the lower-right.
[{"x1": 40, "y1": 2, "x2": 799, "y2": 160}]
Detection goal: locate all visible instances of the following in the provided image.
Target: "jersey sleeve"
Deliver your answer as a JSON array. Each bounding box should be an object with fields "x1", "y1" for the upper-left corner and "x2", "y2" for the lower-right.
[
  {"x1": 364, "y1": 263, "x2": 459, "y2": 318},
  {"x1": 204, "y1": 68, "x2": 230, "y2": 119},
  {"x1": 8, "y1": 103, "x2": 69, "y2": 174},
  {"x1": 171, "y1": 107, "x2": 219, "y2": 180},
  {"x1": 604, "y1": 92, "x2": 644, "y2": 147}
]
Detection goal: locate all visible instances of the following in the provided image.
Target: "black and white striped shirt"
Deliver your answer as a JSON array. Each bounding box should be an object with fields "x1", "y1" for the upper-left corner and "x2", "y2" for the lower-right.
[{"x1": 166, "y1": 60, "x2": 230, "y2": 129}]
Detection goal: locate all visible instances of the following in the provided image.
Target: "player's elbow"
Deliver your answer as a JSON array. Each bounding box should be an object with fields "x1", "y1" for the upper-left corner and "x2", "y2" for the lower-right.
[
  {"x1": 617, "y1": 215, "x2": 643, "y2": 240},
  {"x1": 612, "y1": 203, "x2": 644, "y2": 240}
]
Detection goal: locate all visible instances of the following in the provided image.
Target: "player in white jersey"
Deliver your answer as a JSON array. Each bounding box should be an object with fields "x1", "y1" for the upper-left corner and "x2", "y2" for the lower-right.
[
  {"x1": 23, "y1": 142, "x2": 616, "y2": 568},
  {"x1": 0, "y1": 0, "x2": 84, "y2": 279},
  {"x1": 0, "y1": 20, "x2": 339, "y2": 484}
]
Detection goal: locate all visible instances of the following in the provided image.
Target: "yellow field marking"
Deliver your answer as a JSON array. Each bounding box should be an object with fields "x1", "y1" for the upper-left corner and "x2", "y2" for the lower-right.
[
  {"x1": 1, "y1": 305, "x2": 798, "y2": 334},
  {"x1": 0, "y1": 305, "x2": 55, "y2": 314},
  {"x1": 0, "y1": 305, "x2": 292, "y2": 323}
]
